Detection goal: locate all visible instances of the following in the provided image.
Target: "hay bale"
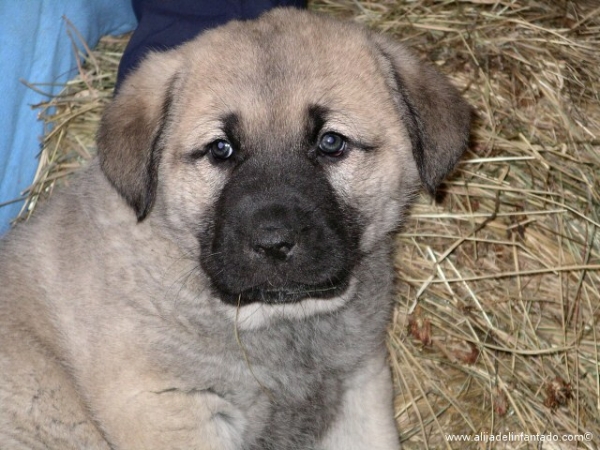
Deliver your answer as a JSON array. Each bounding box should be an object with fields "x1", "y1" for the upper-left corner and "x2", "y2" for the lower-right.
[{"x1": 25, "y1": 1, "x2": 599, "y2": 448}]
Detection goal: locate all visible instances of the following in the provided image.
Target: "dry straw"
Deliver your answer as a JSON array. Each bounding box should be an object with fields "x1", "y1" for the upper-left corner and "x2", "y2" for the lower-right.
[{"x1": 21, "y1": 1, "x2": 600, "y2": 448}]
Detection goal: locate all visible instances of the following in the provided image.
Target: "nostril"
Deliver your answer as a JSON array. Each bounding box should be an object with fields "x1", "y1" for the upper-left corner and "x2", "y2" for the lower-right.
[
  {"x1": 253, "y1": 240, "x2": 295, "y2": 261},
  {"x1": 274, "y1": 242, "x2": 293, "y2": 255}
]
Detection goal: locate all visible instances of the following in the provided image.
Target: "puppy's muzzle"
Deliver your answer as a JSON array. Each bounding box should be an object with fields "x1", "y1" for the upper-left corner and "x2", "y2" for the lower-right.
[{"x1": 200, "y1": 161, "x2": 362, "y2": 305}]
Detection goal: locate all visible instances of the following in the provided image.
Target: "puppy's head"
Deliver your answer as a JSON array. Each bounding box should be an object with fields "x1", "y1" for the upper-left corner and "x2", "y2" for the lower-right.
[{"x1": 98, "y1": 8, "x2": 471, "y2": 306}]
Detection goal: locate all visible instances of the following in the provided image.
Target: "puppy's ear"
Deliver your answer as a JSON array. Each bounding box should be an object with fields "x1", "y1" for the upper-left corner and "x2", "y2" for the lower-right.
[
  {"x1": 97, "y1": 50, "x2": 182, "y2": 220},
  {"x1": 372, "y1": 34, "x2": 472, "y2": 195}
]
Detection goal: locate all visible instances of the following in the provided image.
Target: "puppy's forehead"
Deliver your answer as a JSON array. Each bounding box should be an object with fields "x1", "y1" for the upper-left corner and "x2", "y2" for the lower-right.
[
  {"x1": 175, "y1": 11, "x2": 393, "y2": 139},
  {"x1": 185, "y1": 11, "x2": 378, "y2": 85}
]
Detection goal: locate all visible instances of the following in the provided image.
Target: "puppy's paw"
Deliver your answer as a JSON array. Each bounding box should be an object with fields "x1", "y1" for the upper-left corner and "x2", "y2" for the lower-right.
[{"x1": 102, "y1": 388, "x2": 246, "y2": 450}]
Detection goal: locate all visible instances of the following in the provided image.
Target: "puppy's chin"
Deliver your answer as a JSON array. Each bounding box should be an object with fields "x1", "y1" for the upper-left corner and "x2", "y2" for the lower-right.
[
  {"x1": 214, "y1": 279, "x2": 352, "y2": 306},
  {"x1": 216, "y1": 277, "x2": 359, "y2": 330}
]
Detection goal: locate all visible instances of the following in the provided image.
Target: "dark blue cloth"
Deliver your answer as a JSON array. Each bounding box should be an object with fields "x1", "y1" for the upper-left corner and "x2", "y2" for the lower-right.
[{"x1": 117, "y1": 0, "x2": 307, "y2": 86}]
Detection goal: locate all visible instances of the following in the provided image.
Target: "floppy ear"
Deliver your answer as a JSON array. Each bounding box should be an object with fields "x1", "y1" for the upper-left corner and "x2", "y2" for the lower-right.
[
  {"x1": 97, "y1": 50, "x2": 182, "y2": 220},
  {"x1": 371, "y1": 34, "x2": 472, "y2": 195}
]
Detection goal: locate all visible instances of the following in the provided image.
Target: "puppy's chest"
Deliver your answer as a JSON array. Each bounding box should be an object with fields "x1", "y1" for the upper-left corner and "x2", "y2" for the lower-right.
[
  {"x1": 230, "y1": 325, "x2": 355, "y2": 448},
  {"x1": 166, "y1": 316, "x2": 366, "y2": 448}
]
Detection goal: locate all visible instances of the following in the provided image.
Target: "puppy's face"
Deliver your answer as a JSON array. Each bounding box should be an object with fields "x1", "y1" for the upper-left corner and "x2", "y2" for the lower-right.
[{"x1": 98, "y1": 9, "x2": 471, "y2": 307}]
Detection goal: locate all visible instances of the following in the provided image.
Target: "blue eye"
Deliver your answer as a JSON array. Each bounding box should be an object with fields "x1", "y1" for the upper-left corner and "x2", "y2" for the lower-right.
[
  {"x1": 210, "y1": 139, "x2": 234, "y2": 160},
  {"x1": 318, "y1": 132, "x2": 346, "y2": 156}
]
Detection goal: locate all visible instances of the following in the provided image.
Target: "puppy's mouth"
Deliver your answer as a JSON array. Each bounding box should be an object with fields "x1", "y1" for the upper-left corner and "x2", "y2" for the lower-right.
[{"x1": 214, "y1": 278, "x2": 352, "y2": 306}]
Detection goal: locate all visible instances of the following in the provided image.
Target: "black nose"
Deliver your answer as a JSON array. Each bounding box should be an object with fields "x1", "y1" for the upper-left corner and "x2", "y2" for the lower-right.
[
  {"x1": 253, "y1": 239, "x2": 294, "y2": 261},
  {"x1": 250, "y1": 209, "x2": 301, "y2": 261}
]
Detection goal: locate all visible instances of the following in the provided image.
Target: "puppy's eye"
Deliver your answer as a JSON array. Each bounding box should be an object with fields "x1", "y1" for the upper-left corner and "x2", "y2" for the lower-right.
[
  {"x1": 210, "y1": 139, "x2": 234, "y2": 160},
  {"x1": 318, "y1": 132, "x2": 346, "y2": 157}
]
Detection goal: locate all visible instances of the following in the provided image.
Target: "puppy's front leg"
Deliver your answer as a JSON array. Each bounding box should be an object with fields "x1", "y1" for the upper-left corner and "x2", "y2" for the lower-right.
[
  {"x1": 319, "y1": 354, "x2": 400, "y2": 450},
  {"x1": 97, "y1": 385, "x2": 247, "y2": 450}
]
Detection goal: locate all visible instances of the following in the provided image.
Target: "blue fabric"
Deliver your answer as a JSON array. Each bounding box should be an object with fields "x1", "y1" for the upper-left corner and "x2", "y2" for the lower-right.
[{"x1": 0, "y1": 1, "x2": 137, "y2": 235}]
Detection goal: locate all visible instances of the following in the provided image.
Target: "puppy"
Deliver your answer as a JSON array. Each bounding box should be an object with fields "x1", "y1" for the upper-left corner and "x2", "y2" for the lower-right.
[{"x1": 0, "y1": 8, "x2": 471, "y2": 450}]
